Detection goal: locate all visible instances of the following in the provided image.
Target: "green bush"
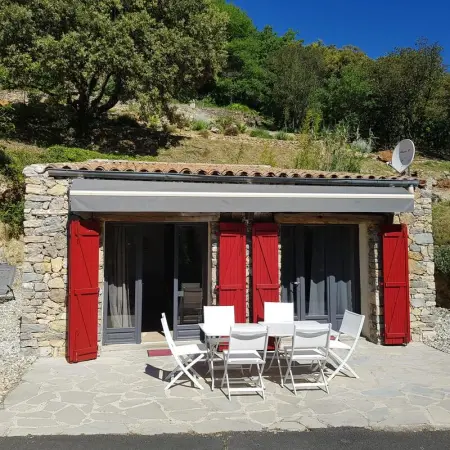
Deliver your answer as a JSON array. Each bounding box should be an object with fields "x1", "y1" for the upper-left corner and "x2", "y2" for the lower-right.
[
  {"x1": 0, "y1": 104, "x2": 15, "y2": 137},
  {"x1": 274, "y1": 131, "x2": 292, "y2": 141},
  {"x1": 250, "y1": 129, "x2": 273, "y2": 139},
  {"x1": 433, "y1": 201, "x2": 450, "y2": 246},
  {"x1": 226, "y1": 103, "x2": 258, "y2": 115},
  {"x1": 435, "y1": 245, "x2": 450, "y2": 275},
  {"x1": 294, "y1": 125, "x2": 363, "y2": 173},
  {"x1": 191, "y1": 120, "x2": 209, "y2": 131},
  {"x1": 215, "y1": 115, "x2": 245, "y2": 135}
]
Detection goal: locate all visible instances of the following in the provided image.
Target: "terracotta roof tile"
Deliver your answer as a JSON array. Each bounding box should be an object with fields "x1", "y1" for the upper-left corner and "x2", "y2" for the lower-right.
[{"x1": 46, "y1": 160, "x2": 417, "y2": 182}]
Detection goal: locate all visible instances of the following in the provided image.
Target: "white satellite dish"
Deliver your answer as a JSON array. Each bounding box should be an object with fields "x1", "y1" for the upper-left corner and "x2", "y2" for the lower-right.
[{"x1": 391, "y1": 139, "x2": 415, "y2": 174}]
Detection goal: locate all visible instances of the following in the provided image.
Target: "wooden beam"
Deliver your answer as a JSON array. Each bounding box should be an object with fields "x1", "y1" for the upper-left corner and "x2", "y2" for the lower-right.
[
  {"x1": 274, "y1": 213, "x2": 386, "y2": 225},
  {"x1": 94, "y1": 213, "x2": 220, "y2": 223}
]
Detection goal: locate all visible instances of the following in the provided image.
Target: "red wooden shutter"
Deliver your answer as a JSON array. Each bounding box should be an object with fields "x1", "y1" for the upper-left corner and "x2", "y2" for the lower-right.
[
  {"x1": 252, "y1": 223, "x2": 279, "y2": 323},
  {"x1": 68, "y1": 219, "x2": 100, "y2": 363},
  {"x1": 381, "y1": 224, "x2": 411, "y2": 345},
  {"x1": 218, "y1": 223, "x2": 246, "y2": 323}
]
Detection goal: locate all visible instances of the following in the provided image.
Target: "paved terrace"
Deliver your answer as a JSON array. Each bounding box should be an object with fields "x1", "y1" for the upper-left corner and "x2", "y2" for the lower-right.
[{"x1": 1, "y1": 340, "x2": 450, "y2": 436}]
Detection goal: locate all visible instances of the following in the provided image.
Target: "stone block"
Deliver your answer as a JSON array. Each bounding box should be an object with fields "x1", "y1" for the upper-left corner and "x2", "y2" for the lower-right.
[
  {"x1": 34, "y1": 283, "x2": 48, "y2": 292},
  {"x1": 51, "y1": 257, "x2": 63, "y2": 273},
  {"x1": 23, "y1": 272, "x2": 43, "y2": 283},
  {"x1": 48, "y1": 277, "x2": 64, "y2": 289},
  {"x1": 22, "y1": 282, "x2": 34, "y2": 292},
  {"x1": 34, "y1": 262, "x2": 52, "y2": 274},
  {"x1": 26, "y1": 184, "x2": 47, "y2": 195},
  {"x1": 410, "y1": 298, "x2": 425, "y2": 308},
  {"x1": 24, "y1": 219, "x2": 43, "y2": 228},
  {"x1": 409, "y1": 251, "x2": 423, "y2": 261},
  {"x1": 21, "y1": 339, "x2": 38, "y2": 348},
  {"x1": 49, "y1": 289, "x2": 66, "y2": 303},
  {"x1": 47, "y1": 184, "x2": 67, "y2": 196},
  {"x1": 49, "y1": 320, "x2": 66, "y2": 332},
  {"x1": 21, "y1": 323, "x2": 47, "y2": 333},
  {"x1": 414, "y1": 233, "x2": 433, "y2": 245}
]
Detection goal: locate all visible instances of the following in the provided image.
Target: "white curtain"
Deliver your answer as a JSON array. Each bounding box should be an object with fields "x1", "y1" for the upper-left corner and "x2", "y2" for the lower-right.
[{"x1": 108, "y1": 227, "x2": 132, "y2": 328}]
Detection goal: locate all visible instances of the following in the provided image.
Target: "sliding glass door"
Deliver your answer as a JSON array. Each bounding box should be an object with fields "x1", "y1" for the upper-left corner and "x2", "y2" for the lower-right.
[
  {"x1": 281, "y1": 225, "x2": 360, "y2": 329},
  {"x1": 103, "y1": 222, "x2": 208, "y2": 344},
  {"x1": 104, "y1": 224, "x2": 142, "y2": 344},
  {"x1": 173, "y1": 224, "x2": 208, "y2": 340}
]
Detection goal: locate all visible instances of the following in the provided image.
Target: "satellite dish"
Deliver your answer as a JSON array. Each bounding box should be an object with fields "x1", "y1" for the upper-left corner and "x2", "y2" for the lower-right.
[{"x1": 391, "y1": 139, "x2": 415, "y2": 174}]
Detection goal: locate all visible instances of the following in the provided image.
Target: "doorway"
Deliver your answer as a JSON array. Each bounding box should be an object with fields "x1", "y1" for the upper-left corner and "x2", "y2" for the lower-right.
[
  {"x1": 103, "y1": 222, "x2": 209, "y2": 344},
  {"x1": 281, "y1": 225, "x2": 360, "y2": 330}
]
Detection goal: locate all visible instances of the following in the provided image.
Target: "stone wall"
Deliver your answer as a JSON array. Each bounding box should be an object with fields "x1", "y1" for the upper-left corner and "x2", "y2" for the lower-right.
[
  {"x1": 21, "y1": 164, "x2": 69, "y2": 357},
  {"x1": 395, "y1": 180, "x2": 436, "y2": 341}
]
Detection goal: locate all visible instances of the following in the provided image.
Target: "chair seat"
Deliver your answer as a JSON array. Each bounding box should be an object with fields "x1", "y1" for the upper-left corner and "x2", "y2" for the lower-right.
[
  {"x1": 222, "y1": 350, "x2": 264, "y2": 365},
  {"x1": 173, "y1": 343, "x2": 208, "y2": 356},
  {"x1": 328, "y1": 340, "x2": 351, "y2": 350},
  {"x1": 282, "y1": 347, "x2": 327, "y2": 360}
]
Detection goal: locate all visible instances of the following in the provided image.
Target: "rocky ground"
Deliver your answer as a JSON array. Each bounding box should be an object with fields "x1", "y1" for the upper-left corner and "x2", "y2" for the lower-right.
[
  {"x1": 424, "y1": 307, "x2": 450, "y2": 354},
  {"x1": 0, "y1": 354, "x2": 36, "y2": 409}
]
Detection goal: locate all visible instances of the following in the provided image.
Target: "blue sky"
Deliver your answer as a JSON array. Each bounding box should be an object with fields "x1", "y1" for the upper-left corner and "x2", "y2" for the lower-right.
[{"x1": 231, "y1": 0, "x2": 449, "y2": 66}]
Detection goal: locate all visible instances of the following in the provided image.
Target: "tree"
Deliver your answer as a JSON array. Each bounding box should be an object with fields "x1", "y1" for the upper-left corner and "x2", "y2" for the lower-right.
[
  {"x1": 320, "y1": 60, "x2": 375, "y2": 134},
  {"x1": 0, "y1": 0, "x2": 227, "y2": 135},
  {"x1": 268, "y1": 43, "x2": 326, "y2": 130},
  {"x1": 372, "y1": 40, "x2": 446, "y2": 148}
]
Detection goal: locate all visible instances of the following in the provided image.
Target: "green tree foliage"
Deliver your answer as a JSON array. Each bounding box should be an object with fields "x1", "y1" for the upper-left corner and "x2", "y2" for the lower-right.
[
  {"x1": 372, "y1": 40, "x2": 446, "y2": 151},
  {"x1": 267, "y1": 43, "x2": 326, "y2": 130},
  {"x1": 210, "y1": 0, "x2": 294, "y2": 108},
  {"x1": 0, "y1": 0, "x2": 227, "y2": 135}
]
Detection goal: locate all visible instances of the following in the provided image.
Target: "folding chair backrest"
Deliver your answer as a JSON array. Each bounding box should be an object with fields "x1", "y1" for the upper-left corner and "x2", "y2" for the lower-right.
[
  {"x1": 161, "y1": 313, "x2": 176, "y2": 352},
  {"x1": 183, "y1": 288, "x2": 203, "y2": 309},
  {"x1": 293, "y1": 324, "x2": 331, "y2": 352},
  {"x1": 204, "y1": 305, "x2": 235, "y2": 327},
  {"x1": 339, "y1": 310, "x2": 365, "y2": 339},
  {"x1": 264, "y1": 302, "x2": 294, "y2": 322},
  {"x1": 229, "y1": 326, "x2": 268, "y2": 355}
]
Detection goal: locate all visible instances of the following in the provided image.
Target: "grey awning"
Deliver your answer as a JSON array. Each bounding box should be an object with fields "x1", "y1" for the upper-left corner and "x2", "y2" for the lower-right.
[{"x1": 69, "y1": 179, "x2": 414, "y2": 213}]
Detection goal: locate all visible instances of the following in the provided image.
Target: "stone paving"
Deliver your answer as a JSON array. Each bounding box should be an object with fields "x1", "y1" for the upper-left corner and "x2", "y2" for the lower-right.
[{"x1": 1, "y1": 340, "x2": 450, "y2": 436}]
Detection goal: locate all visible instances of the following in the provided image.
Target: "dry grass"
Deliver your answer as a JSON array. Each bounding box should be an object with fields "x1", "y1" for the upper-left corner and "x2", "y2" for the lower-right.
[
  {"x1": 0, "y1": 223, "x2": 23, "y2": 264},
  {"x1": 2, "y1": 133, "x2": 450, "y2": 179}
]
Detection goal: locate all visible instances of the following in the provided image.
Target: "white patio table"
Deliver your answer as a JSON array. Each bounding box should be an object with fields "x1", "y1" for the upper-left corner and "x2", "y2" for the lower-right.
[
  {"x1": 199, "y1": 322, "x2": 267, "y2": 390},
  {"x1": 258, "y1": 320, "x2": 322, "y2": 386}
]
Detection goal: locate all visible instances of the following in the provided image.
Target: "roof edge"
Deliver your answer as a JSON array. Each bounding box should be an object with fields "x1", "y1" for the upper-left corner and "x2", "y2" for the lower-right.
[{"x1": 47, "y1": 168, "x2": 420, "y2": 188}]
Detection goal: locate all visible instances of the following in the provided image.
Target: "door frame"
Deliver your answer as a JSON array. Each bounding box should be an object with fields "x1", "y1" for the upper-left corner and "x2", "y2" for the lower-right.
[{"x1": 103, "y1": 221, "x2": 209, "y2": 345}]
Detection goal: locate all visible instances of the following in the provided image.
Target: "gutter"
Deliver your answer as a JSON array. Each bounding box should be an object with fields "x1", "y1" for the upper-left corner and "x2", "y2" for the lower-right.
[{"x1": 47, "y1": 169, "x2": 420, "y2": 189}]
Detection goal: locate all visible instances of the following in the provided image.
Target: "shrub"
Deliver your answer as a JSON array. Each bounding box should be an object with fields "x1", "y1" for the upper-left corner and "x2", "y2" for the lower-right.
[
  {"x1": 435, "y1": 246, "x2": 450, "y2": 275},
  {"x1": 227, "y1": 103, "x2": 258, "y2": 115},
  {"x1": 259, "y1": 146, "x2": 277, "y2": 167},
  {"x1": 274, "y1": 131, "x2": 292, "y2": 141},
  {"x1": 433, "y1": 201, "x2": 450, "y2": 246},
  {"x1": 0, "y1": 103, "x2": 15, "y2": 137},
  {"x1": 294, "y1": 125, "x2": 363, "y2": 173},
  {"x1": 191, "y1": 120, "x2": 209, "y2": 131},
  {"x1": 215, "y1": 115, "x2": 245, "y2": 136},
  {"x1": 250, "y1": 129, "x2": 273, "y2": 139}
]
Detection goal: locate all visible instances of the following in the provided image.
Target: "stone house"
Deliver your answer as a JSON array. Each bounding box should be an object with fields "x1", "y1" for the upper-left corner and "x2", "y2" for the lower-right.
[{"x1": 19, "y1": 160, "x2": 435, "y2": 361}]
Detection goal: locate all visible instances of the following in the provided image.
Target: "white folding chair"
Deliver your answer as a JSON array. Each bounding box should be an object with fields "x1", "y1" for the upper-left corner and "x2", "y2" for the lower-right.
[
  {"x1": 327, "y1": 310, "x2": 365, "y2": 382},
  {"x1": 263, "y1": 302, "x2": 294, "y2": 382},
  {"x1": 221, "y1": 325, "x2": 269, "y2": 401},
  {"x1": 160, "y1": 313, "x2": 207, "y2": 390},
  {"x1": 203, "y1": 305, "x2": 235, "y2": 390},
  {"x1": 282, "y1": 324, "x2": 331, "y2": 395}
]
